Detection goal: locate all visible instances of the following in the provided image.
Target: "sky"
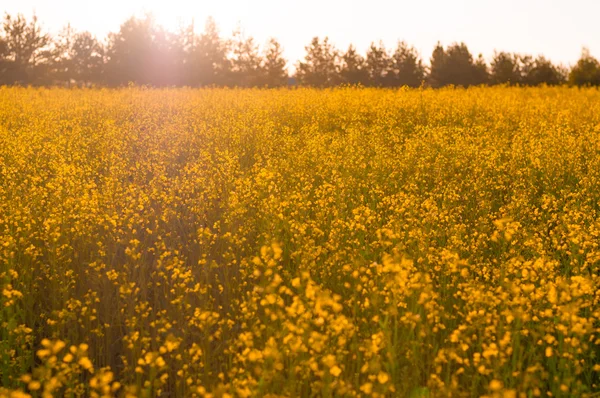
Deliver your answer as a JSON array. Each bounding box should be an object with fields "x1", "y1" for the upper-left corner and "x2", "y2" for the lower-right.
[{"x1": 3, "y1": 0, "x2": 598, "y2": 69}]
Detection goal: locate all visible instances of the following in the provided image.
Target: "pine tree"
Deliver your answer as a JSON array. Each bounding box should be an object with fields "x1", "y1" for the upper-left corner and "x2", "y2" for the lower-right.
[
  {"x1": 295, "y1": 37, "x2": 339, "y2": 87},
  {"x1": 365, "y1": 41, "x2": 391, "y2": 87},
  {"x1": 262, "y1": 38, "x2": 288, "y2": 87},
  {"x1": 230, "y1": 28, "x2": 263, "y2": 87},
  {"x1": 339, "y1": 45, "x2": 368, "y2": 85},
  {"x1": 490, "y1": 52, "x2": 521, "y2": 85},
  {"x1": 568, "y1": 48, "x2": 600, "y2": 87},
  {"x1": 389, "y1": 41, "x2": 425, "y2": 87},
  {"x1": 0, "y1": 13, "x2": 51, "y2": 85}
]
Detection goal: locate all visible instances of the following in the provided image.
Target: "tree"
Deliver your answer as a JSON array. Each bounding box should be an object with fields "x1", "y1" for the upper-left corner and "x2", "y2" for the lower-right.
[
  {"x1": 51, "y1": 24, "x2": 76, "y2": 85},
  {"x1": 105, "y1": 16, "x2": 155, "y2": 86},
  {"x1": 51, "y1": 25, "x2": 104, "y2": 86},
  {"x1": 105, "y1": 15, "x2": 185, "y2": 87},
  {"x1": 490, "y1": 51, "x2": 521, "y2": 85},
  {"x1": 261, "y1": 38, "x2": 287, "y2": 87},
  {"x1": 389, "y1": 41, "x2": 425, "y2": 87},
  {"x1": 0, "y1": 36, "x2": 7, "y2": 76},
  {"x1": 521, "y1": 55, "x2": 565, "y2": 86},
  {"x1": 151, "y1": 26, "x2": 186, "y2": 86},
  {"x1": 186, "y1": 17, "x2": 230, "y2": 86},
  {"x1": 295, "y1": 37, "x2": 339, "y2": 87},
  {"x1": 0, "y1": 24, "x2": 9, "y2": 83},
  {"x1": 70, "y1": 32, "x2": 105, "y2": 86},
  {"x1": 365, "y1": 41, "x2": 391, "y2": 87},
  {"x1": 473, "y1": 54, "x2": 489, "y2": 85},
  {"x1": 0, "y1": 13, "x2": 51, "y2": 85},
  {"x1": 339, "y1": 45, "x2": 368, "y2": 85},
  {"x1": 568, "y1": 48, "x2": 600, "y2": 87},
  {"x1": 229, "y1": 28, "x2": 263, "y2": 87},
  {"x1": 428, "y1": 42, "x2": 446, "y2": 88},
  {"x1": 429, "y1": 42, "x2": 487, "y2": 87}
]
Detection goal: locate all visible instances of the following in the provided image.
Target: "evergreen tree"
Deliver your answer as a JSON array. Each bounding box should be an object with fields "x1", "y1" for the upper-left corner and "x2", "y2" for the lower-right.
[
  {"x1": 490, "y1": 51, "x2": 521, "y2": 85},
  {"x1": 190, "y1": 17, "x2": 229, "y2": 86},
  {"x1": 0, "y1": 36, "x2": 7, "y2": 79},
  {"x1": 429, "y1": 42, "x2": 487, "y2": 87},
  {"x1": 339, "y1": 45, "x2": 368, "y2": 85},
  {"x1": 71, "y1": 32, "x2": 104, "y2": 86},
  {"x1": 365, "y1": 41, "x2": 391, "y2": 87},
  {"x1": 0, "y1": 13, "x2": 51, "y2": 85},
  {"x1": 105, "y1": 16, "x2": 155, "y2": 86},
  {"x1": 230, "y1": 28, "x2": 263, "y2": 87},
  {"x1": 51, "y1": 24, "x2": 75, "y2": 85},
  {"x1": 473, "y1": 53, "x2": 489, "y2": 85},
  {"x1": 389, "y1": 41, "x2": 425, "y2": 87},
  {"x1": 261, "y1": 38, "x2": 288, "y2": 87},
  {"x1": 105, "y1": 15, "x2": 185, "y2": 86},
  {"x1": 428, "y1": 42, "x2": 446, "y2": 88},
  {"x1": 521, "y1": 55, "x2": 565, "y2": 86},
  {"x1": 52, "y1": 26, "x2": 104, "y2": 86},
  {"x1": 568, "y1": 48, "x2": 600, "y2": 87},
  {"x1": 150, "y1": 26, "x2": 185, "y2": 86},
  {"x1": 295, "y1": 37, "x2": 339, "y2": 87}
]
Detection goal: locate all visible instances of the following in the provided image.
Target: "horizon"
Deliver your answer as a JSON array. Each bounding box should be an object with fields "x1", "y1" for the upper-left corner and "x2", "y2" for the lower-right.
[{"x1": 3, "y1": 0, "x2": 599, "y2": 69}]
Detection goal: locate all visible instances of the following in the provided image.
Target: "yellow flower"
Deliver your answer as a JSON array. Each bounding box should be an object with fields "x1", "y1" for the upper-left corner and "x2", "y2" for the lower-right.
[
  {"x1": 155, "y1": 356, "x2": 166, "y2": 368},
  {"x1": 78, "y1": 357, "x2": 94, "y2": 371},
  {"x1": 377, "y1": 371, "x2": 389, "y2": 384},
  {"x1": 360, "y1": 383, "x2": 373, "y2": 394},
  {"x1": 248, "y1": 350, "x2": 263, "y2": 362},
  {"x1": 28, "y1": 381, "x2": 41, "y2": 391},
  {"x1": 489, "y1": 379, "x2": 503, "y2": 391}
]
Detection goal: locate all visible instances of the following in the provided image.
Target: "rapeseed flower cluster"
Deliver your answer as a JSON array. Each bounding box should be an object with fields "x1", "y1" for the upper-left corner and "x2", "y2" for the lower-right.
[{"x1": 0, "y1": 86, "x2": 599, "y2": 396}]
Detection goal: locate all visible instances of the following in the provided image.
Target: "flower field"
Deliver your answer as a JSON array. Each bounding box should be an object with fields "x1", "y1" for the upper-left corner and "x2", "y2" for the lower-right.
[{"x1": 0, "y1": 86, "x2": 599, "y2": 397}]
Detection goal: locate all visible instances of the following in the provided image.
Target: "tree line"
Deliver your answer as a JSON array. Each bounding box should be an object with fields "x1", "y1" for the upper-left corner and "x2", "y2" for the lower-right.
[{"x1": 1, "y1": 13, "x2": 600, "y2": 88}]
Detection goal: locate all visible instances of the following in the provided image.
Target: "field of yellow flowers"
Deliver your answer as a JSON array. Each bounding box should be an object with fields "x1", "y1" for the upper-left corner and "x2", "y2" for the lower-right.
[{"x1": 0, "y1": 86, "x2": 599, "y2": 397}]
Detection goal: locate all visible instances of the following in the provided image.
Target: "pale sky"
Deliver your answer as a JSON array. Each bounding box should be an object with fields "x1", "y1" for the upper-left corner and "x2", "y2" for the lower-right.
[{"x1": 3, "y1": 0, "x2": 598, "y2": 69}]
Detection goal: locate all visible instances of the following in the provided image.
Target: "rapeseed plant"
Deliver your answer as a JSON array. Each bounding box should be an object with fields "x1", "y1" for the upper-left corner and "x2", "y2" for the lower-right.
[{"x1": 0, "y1": 86, "x2": 599, "y2": 397}]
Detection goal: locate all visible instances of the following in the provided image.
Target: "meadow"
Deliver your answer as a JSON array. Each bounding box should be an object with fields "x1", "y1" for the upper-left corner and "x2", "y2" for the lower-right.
[{"x1": 0, "y1": 86, "x2": 599, "y2": 397}]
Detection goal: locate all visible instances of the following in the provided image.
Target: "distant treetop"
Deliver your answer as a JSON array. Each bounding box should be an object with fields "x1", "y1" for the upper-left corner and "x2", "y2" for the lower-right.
[{"x1": 0, "y1": 12, "x2": 595, "y2": 88}]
